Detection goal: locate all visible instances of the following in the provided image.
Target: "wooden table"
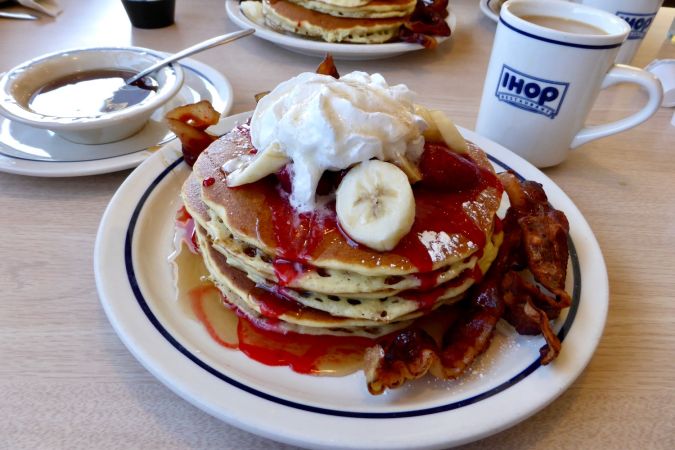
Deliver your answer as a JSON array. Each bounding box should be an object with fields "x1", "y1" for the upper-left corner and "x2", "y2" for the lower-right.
[{"x1": 1, "y1": 1, "x2": 674, "y2": 448}]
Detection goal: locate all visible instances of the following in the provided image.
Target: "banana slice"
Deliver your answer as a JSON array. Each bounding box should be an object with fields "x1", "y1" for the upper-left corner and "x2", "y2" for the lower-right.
[
  {"x1": 391, "y1": 153, "x2": 422, "y2": 184},
  {"x1": 415, "y1": 105, "x2": 468, "y2": 154},
  {"x1": 429, "y1": 110, "x2": 468, "y2": 154},
  {"x1": 226, "y1": 143, "x2": 289, "y2": 187},
  {"x1": 336, "y1": 160, "x2": 415, "y2": 252},
  {"x1": 415, "y1": 105, "x2": 443, "y2": 143}
]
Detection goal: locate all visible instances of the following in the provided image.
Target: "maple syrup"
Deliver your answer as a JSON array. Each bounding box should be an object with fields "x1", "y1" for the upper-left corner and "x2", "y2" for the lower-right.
[{"x1": 28, "y1": 69, "x2": 157, "y2": 117}]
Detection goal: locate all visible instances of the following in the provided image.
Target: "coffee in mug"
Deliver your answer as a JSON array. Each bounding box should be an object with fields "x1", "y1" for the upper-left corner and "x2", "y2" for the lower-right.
[
  {"x1": 520, "y1": 15, "x2": 608, "y2": 34},
  {"x1": 475, "y1": 0, "x2": 663, "y2": 168}
]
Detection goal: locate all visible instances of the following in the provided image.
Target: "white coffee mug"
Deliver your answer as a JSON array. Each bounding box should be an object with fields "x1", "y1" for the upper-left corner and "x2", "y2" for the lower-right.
[
  {"x1": 572, "y1": 0, "x2": 664, "y2": 63},
  {"x1": 475, "y1": 0, "x2": 663, "y2": 168}
]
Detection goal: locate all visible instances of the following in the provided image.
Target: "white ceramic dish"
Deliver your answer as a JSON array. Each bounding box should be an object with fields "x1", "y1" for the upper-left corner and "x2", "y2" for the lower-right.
[
  {"x1": 0, "y1": 47, "x2": 184, "y2": 144},
  {"x1": 480, "y1": 0, "x2": 573, "y2": 23},
  {"x1": 225, "y1": 0, "x2": 457, "y2": 60},
  {"x1": 0, "y1": 58, "x2": 232, "y2": 177},
  {"x1": 95, "y1": 111, "x2": 608, "y2": 449},
  {"x1": 480, "y1": 0, "x2": 503, "y2": 22}
]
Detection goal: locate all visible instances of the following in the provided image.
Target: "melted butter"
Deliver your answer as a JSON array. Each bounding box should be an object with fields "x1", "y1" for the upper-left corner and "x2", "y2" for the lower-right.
[{"x1": 170, "y1": 232, "x2": 239, "y2": 347}]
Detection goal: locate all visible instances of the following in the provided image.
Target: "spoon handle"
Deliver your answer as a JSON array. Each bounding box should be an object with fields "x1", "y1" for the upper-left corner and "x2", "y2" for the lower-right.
[
  {"x1": 0, "y1": 11, "x2": 39, "y2": 20},
  {"x1": 127, "y1": 29, "x2": 255, "y2": 85}
]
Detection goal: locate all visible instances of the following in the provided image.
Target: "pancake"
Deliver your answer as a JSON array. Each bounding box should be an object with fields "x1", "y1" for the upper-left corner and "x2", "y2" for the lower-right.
[
  {"x1": 308, "y1": 0, "x2": 372, "y2": 7},
  {"x1": 196, "y1": 224, "x2": 414, "y2": 335},
  {"x1": 198, "y1": 195, "x2": 498, "y2": 295},
  {"x1": 208, "y1": 227, "x2": 494, "y2": 296},
  {"x1": 183, "y1": 174, "x2": 502, "y2": 322},
  {"x1": 196, "y1": 222, "x2": 490, "y2": 326},
  {"x1": 287, "y1": 0, "x2": 416, "y2": 19},
  {"x1": 262, "y1": 0, "x2": 405, "y2": 44},
  {"x1": 191, "y1": 124, "x2": 503, "y2": 277}
]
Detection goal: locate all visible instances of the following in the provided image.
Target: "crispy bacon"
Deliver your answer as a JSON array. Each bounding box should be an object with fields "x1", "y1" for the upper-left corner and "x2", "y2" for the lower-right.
[
  {"x1": 502, "y1": 274, "x2": 562, "y2": 364},
  {"x1": 421, "y1": 0, "x2": 450, "y2": 16},
  {"x1": 398, "y1": 0, "x2": 451, "y2": 48},
  {"x1": 165, "y1": 100, "x2": 220, "y2": 166},
  {"x1": 501, "y1": 271, "x2": 561, "y2": 363},
  {"x1": 402, "y1": 0, "x2": 451, "y2": 38},
  {"x1": 496, "y1": 172, "x2": 570, "y2": 363},
  {"x1": 432, "y1": 277, "x2": 504, "y2": 379},
  {"x1": 520, "y1": 213, "x2": 570, "y2": 305},
  {"x1": 366, "y1": 272, "x2": 504, "y2": 394},
  {"x1": 315, "y1": 54, "x2": 339, "y2": 79},
  {"x1": 365, "y1": 172, "x2": 572, "y2": 394},
  {"x1": 500, "y1": 172, "x2": 571, "y2": 306},
  {"x1": 398, "y1": 28, "x2": 439, "y2": 49},
  {"x1": 365, "y1": 328, "x2": 438, "y2": 395},
  {"x1": 165, "y1": 100, "x2": 220, "y2": 131}
]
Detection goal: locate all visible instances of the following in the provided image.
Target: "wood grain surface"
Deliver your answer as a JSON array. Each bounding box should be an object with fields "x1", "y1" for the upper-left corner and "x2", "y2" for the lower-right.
[{"x1": 1, "y1": 1, "x2": 674, "y2": 449}]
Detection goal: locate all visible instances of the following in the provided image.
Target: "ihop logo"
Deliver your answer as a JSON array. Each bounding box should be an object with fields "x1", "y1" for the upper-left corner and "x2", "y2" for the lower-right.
[
  {"x1": 495, "y1": 65, "x2": 569, "y2": 119},
  {"x1": 616, "y1": 11, "x2": 656, "y2": 40}
]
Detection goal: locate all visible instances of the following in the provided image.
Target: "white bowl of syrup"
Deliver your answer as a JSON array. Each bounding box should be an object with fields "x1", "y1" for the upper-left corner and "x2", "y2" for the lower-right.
[{"x1": 0, "y1": 47, "x2": 184, "y2": 145}]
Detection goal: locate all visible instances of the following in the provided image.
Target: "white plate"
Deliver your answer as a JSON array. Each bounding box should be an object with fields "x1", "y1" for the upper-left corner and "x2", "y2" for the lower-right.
[
  {"x1": 225, "y1": 0, "x2": 457, "y2": 61},
  {"x1": 95, "y1": 112, "x2": 608, "y2": 450},
  {"x1": 0, "y1": 58, "x2": 233, "y2": 177},
  {"x1": 480, "y1": 0, "x2": 502, "y2": 22}
]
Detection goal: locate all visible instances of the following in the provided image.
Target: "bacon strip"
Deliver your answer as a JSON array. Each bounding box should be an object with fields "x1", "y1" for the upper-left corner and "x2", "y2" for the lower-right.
[
  {"x1": 399, "y1": 0, "x2": 451, "y2": 49},
  {"x1": 365, "y1": 328, "x2": 438, "y2": 395},
  {"x1": 431, "y1": 277, "x2": 504, "y2": 379},
  {"x1": 497, "y1": 172, "x2": 570, "y2": 363},
  {"x1": 165, "y1": 100, "x2": 220, "y2": 166},
  {"x1": 315, "y1": 54, "x2": 339, "y2": 79},
  {"x1": 499, "y1": 172, "x2": 570, "y2": 305}
]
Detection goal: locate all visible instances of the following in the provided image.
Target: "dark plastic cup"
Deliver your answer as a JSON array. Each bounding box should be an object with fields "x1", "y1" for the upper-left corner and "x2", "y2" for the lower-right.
[{"x1": 121, "y1": 0, "x2": 175, "y2": 29}]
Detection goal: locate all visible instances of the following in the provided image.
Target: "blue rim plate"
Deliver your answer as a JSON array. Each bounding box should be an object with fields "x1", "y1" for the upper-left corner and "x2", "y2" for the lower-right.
[
  {"x1": 0, "y1": 58, "x2": 232, "y2": 177},
  {"x1": 94, "y1": 111, "x2": 608, "y2": 449}
]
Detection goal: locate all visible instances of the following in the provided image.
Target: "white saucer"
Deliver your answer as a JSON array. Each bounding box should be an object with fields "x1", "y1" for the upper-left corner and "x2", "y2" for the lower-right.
[
  {"x1": 225, "y1": 0, "x2": 456, "y2": 61},
  {"x1": 0, "y1": 58, "x2": 233, "y2": 177}
]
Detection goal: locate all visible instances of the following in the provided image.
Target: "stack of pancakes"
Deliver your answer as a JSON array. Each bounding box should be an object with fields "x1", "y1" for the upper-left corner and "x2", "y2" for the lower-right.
[
  {"x1": 259, "y1": 0, "x2": 417, "y2": 43},
  {"x1": 180, "y1": 123, "x2": 504, "y2": 339}
]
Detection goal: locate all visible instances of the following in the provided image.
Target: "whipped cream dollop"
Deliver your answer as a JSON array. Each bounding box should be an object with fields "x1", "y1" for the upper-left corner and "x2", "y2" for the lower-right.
[{"x1": 225, "y1": 71, "x2": 427, "y2": 212}]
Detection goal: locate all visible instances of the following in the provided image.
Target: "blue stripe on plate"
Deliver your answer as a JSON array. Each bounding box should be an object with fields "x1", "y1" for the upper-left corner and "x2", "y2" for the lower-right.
[{"x1": 124, "y1": 154, "x2": 581, "y2": 418}]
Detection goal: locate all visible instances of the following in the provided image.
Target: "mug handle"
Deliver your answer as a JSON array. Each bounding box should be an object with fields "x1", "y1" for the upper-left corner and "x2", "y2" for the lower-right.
[{"x1": 571, "y1": 65, "x2": 663, "y2": 149}]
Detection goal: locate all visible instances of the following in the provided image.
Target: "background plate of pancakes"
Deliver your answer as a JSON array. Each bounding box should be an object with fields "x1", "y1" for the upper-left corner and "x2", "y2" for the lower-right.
[
  {"x1": 95, "y1": 111, "x2": 608, "y2": 449},
  {"x1": 225, "y1": 0, "x2": 457, "y2": 60}
]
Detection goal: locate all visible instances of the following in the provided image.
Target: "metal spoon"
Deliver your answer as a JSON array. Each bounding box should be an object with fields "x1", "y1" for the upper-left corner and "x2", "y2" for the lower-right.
[
  {"x1": 0, "y1": 11, "x2": 39, "y2": 20},
  {"x1": 126, "y1": 28, "x2": 255, "y2": 85}
]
